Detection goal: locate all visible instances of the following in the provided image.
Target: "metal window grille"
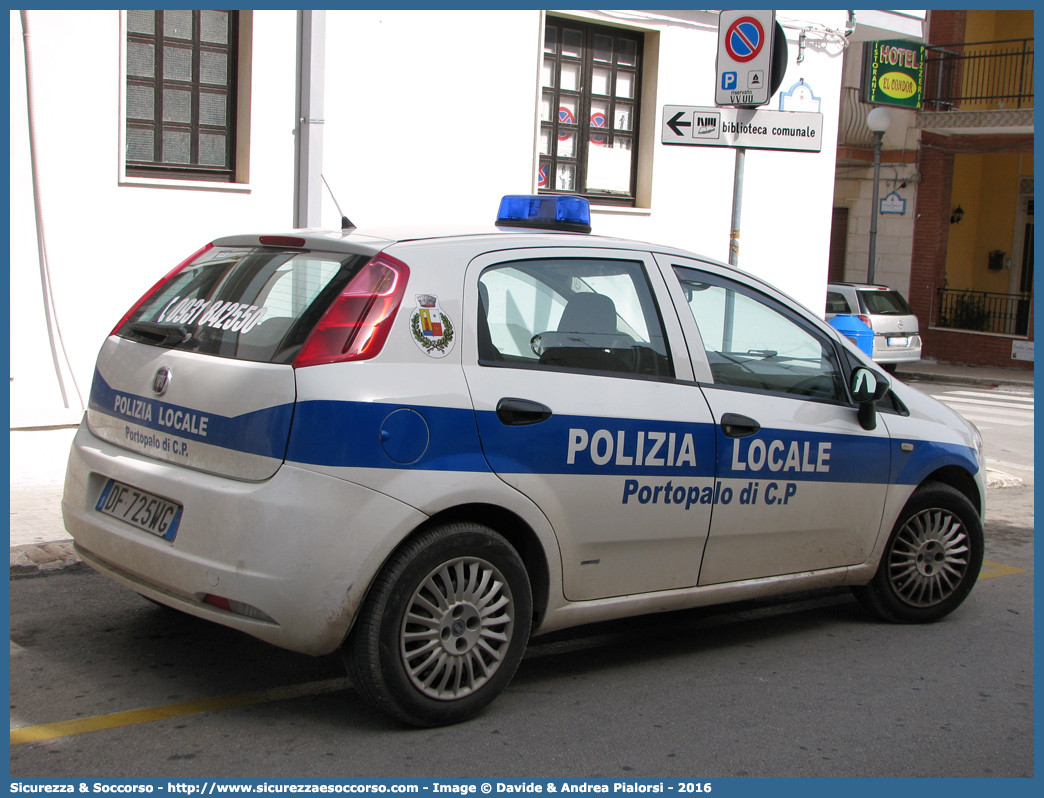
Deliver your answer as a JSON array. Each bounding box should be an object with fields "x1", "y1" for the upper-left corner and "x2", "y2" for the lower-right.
[
  {"x1": 540, "y1": 18, "x2": 642, "y2": 206},
  {"x1": 126, "y1": 10, "x2": 238, "y2": 181}
]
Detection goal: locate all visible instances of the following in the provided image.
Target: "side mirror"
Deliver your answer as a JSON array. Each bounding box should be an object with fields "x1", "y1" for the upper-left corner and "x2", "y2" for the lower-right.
[
  {"x1": 850, "y1": 367, "x2": 881, "y2": 403},
  {"x1": 851, "y1": 368, "x2": 888, "y2": 430}
]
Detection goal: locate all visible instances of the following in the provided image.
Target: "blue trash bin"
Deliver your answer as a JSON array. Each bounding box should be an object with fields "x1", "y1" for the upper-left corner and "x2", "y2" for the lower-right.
[{"x1": 829, "y1": 314, "x2": 874, "y2": 357}]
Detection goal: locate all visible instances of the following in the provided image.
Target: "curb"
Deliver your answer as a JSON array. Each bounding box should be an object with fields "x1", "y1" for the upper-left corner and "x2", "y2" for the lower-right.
[
  {"x1": 896, "y1": 370, "x2": 1034, "y2": 389},
  {"x1": 986, "y1": 469, "x2": 1024, "y2": 489},
  {"x1": 11, "y1": 541, "x2": 83, "y2": 577}
]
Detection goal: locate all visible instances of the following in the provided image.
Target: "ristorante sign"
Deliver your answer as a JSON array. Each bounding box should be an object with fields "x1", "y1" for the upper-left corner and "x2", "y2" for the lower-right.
[{"x1": 861, "y1": 39, "x2": 926, "y2": 109}]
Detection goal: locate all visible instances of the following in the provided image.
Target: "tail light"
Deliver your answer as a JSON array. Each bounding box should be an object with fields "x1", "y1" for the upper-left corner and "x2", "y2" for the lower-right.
[
  {"x1": 293, "y1": 254, "x2": 410, "y2": 368},
  {"x1": 857, "y1": 315, "x2": 873, "y2": 328},
  {"x1": 109, "y1": 243, "x2": 214, "y2": 335}
]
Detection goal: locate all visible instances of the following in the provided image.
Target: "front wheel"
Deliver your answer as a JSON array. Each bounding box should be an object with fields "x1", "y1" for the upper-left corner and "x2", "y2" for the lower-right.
[
  {"x1": 346, "y1": 522, "x2": 532, "y2": 726},
  {"x1": 853, "y1": 482, "x2": 983, "y2": 623}
]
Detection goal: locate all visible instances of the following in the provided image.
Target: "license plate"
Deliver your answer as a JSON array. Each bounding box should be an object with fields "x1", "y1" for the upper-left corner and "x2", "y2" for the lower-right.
[
  {"x1": 96, "y1": 480, "x2": 182, "y2": 541},
  {"x1": 887, "y1": 337, "x2": 909, "y2": 347}
]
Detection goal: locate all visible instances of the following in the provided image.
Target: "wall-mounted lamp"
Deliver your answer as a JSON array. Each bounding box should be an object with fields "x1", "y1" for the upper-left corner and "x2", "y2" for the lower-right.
[{"x1": 950, "y1": 205, "x2": 965, "y2": 224}]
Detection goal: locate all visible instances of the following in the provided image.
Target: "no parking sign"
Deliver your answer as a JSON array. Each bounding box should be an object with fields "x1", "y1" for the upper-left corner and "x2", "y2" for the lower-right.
[{"x1": 716, "y1": 10, "x2": 776, "y2": 107}]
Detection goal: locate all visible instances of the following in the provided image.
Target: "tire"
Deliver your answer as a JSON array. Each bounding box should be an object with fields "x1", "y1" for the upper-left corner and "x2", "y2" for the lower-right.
[
  {"x1": 346, "y1": 522, "x2": 532, "y2": 726},
  {"x1": 853, "y1": 482, "x2": 983, "y2": 623},
  {"x1": 881, "y1": 363, "x2": 898, "y2": 374}
]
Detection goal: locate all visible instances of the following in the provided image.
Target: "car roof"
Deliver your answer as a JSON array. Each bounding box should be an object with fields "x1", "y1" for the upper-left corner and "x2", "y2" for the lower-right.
[
  {"x1": 212, "y1": 225, "x2": 710, "y2": 262},
  {"x1": 211, "y1": 224, "x2": 819, "y2": 319},
  {"x1": 828, "y1": 282, "x2": 897, "y2": 291}
]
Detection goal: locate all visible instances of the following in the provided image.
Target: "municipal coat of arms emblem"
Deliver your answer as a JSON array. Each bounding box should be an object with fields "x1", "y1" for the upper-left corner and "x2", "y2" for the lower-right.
[{"x1": 409, "y1": 294, "x2": 455, "y2": 358}]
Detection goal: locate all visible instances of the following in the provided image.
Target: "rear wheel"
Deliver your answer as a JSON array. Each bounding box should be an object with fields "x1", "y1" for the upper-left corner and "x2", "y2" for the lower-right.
[
  {"x1": 346, "y1": 522, "x2": 532, "y2": 726},
  {"x1": 881, "y1": 363, "x2": 898, "y2": 374},
  {"x1": 853, "y1": 482, "x2": 983, "y2": 623}
]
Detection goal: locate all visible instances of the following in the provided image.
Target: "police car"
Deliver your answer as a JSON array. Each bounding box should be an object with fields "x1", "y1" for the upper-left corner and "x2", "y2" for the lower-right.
[{"x1": 63, "y1": 195, "x2": 985, "y2": 727}]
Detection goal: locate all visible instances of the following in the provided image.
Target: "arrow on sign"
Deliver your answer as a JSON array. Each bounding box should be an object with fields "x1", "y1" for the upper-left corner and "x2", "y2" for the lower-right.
[{"x1": 667, "y1": 111, "x2": 691, "y2": 137}]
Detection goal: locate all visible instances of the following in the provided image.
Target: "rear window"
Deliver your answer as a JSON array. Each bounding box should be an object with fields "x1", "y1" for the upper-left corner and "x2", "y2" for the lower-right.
[
  {"x1": 826, "y1": 291, "x2": 851, "y2": 314},
  {"x1": 116, "y1": 247, "x2": 370, "y2": 363},
  {"x1": 859, "y1": 289, "x2": 913, "y2": 316}
]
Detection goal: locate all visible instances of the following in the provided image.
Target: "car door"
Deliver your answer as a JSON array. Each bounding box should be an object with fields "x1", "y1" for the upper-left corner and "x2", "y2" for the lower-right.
[
  {"x1": 658, "y1": 256, "x2": 891, "y2": 586},
  {"x1": 462, "y1": 247, "x2": 717, "y2": 602}
]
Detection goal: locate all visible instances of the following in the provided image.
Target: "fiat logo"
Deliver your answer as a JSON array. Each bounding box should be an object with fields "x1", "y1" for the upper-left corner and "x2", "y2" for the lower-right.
[{"x1": 152, "y1": 367, "x2": 171, "y2": 396}]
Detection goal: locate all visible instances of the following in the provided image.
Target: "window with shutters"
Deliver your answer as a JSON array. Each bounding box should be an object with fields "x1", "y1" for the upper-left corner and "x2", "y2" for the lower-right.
[{"x1": 124, "y1": 10, "x2": 243, "y2": 182}]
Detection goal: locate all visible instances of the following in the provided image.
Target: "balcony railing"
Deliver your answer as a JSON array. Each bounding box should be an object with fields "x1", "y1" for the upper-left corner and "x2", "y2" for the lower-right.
[
  {"x1": 936, "y1": 288, "x2": 1032, "y2": 336},
  {"x1": 923, "y1": 39, "x2": 1034, "y2": 111}
]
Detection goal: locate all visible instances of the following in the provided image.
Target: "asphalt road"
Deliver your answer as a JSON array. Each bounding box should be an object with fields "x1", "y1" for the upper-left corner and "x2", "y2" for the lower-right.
[
  {"x1": 10, "y1": 379, "x2": 1034, "y2": 779},
  {"x1": 10, "y1": 533, "x2": 1032, "y2": 778}
]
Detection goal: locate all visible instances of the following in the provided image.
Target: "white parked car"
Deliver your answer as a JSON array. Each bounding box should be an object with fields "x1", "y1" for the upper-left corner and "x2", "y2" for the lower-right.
[
  {"x1": 826, "y1": 282, "x2": 922, "y2": 372},
  {"x1": 64, "y1": 196, "x2": 984, "y2": 726}
]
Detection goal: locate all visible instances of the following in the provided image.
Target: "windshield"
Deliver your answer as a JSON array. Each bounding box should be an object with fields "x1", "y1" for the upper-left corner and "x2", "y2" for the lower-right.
[
  {"x1": 859, "y1": 289, "x2": 913, "y2": 315},
  {"x1": 116, "y1": 247, "x2": 370, "y2": 363}
]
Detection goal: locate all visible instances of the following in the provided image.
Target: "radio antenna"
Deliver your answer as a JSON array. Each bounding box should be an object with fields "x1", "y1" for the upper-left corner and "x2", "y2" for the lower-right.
[{"x1": 321, "y1": 174, "x2": 355, "y2": 231}]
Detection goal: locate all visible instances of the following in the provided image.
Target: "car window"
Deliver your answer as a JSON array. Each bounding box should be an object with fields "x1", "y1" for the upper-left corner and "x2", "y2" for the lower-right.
[
  {"x1": 859, "y1": 289, "x2": 913, "y2": 315},
  {"x1": 826, "y1": 291, "x2": 851, "y2": 314},
  {"x1": 675, "y1": 267, "x2": 845, "y2": 401},
  {"x1": 117, "y1": 247, "x2": 368, "y2": 363},
  {"x1": 478, "y1": 258, "x2": 673, "y2": 378},
  {"x1": 257, "y1": 258, "x2": 344, "y2": 320}
]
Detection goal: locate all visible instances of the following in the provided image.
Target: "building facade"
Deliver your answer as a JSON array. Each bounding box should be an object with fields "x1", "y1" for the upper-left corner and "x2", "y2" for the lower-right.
[
  {"x1": 831, "y1": 9, "x2": 1033, "y2": 370},
  {"x1": 11, "y1": 9, "x2": 935, "y2": 426}
]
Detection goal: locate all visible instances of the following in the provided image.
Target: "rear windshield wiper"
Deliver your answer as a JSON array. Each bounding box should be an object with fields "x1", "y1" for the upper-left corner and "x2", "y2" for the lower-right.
[{"x1": 128, "y1": 321, "x2": 194, "y2": 347}]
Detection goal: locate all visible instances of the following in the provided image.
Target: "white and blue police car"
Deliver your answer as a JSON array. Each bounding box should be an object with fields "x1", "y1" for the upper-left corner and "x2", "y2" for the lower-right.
[{"x1": 63, "y1": 195, "x2": 985, "y2": 726}]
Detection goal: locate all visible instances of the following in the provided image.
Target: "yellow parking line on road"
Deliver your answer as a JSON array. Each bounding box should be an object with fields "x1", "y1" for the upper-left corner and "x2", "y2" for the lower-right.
[
  {"x1": 10, "y1": 677, "x2": 349, "y2": 745},
  {"x1": 978, "y1": 560, "x2": 1028, "y2": 580},
  {"x1": 9, "y1": 556, "x2": 1028, "y2": 747}
]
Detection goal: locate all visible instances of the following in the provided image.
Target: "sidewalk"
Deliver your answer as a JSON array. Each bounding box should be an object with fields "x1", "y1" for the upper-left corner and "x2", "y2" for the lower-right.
[
  {"x1": 9, "y1": 360, "x2": 1034, "y2": 575},
  {"x1": 895, "y1": 359, "x2": 1034, "y2": 388},
  {"x1": 9, "y1": 426, "x2": 81, "y2": 575}
]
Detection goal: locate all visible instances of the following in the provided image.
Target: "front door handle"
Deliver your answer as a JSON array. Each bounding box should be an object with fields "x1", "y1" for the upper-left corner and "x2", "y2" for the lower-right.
[
  {"x1": 496, "y1": 398, "x2": 552, "y2": 426},
  {"x1": 720, "y1": 413, "x2": 760, "y2": 438}
]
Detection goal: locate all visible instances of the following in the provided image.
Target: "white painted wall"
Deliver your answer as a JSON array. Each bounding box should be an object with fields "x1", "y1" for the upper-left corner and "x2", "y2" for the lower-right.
[
  {"x1": 10, "y1": 10, "x2": 299, "y2": 424},
  {"x1": 834, "y1": 172, "x2": 919, "y2": 294},
  {"x1": 319, "y1": 9, "x2": 543, "y2": 229},
  {"x1": 592, "y1": 9, "x2": 849, "y2": 314},
  {"x1": 318, "y1": 9, "x2": 850, "y2": 315},
  {"x1": 9, "y1": 9, "x2": 859, "y2": 425}
]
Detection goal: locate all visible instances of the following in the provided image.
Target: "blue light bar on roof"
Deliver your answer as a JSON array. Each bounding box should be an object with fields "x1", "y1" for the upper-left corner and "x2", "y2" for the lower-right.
[{"x1": 496, "y1": 195, "x2": 592, "y2": 234}]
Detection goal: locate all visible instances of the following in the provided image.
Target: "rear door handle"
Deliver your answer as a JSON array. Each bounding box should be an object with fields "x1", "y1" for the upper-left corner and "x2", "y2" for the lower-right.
[
  {"x1": 720, "y1": 413, "x2": 760, "y2": 438},
  {"x1": 496, "y1": 398, "x2": 552, "y2": 426}
]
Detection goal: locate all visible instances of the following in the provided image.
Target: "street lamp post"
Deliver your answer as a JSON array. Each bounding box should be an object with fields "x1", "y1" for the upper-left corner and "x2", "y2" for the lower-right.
[{"x1": 866, "y1": 106, "x2": 891, "y2": 285}]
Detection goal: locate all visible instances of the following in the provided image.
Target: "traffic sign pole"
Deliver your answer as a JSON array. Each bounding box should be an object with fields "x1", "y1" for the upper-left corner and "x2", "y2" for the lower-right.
[
  {"x1": 714, "y1": 10, "x2": 780, "y2": 266},
  {"x1": 730, "y1": 148, "x2": 744, "y2": 267}
]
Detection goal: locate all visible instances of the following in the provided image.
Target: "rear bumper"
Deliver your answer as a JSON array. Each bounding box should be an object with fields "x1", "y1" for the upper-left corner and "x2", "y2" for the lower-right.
[
  {"x1": 872, "y1": 334, "x2": 922, "y2": 364},
  {"x1": 62, "y1": 421, "x2": 428, "y2": 656}
]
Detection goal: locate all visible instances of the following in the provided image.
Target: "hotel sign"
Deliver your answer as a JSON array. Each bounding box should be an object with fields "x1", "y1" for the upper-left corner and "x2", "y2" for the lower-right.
[{"x1": 861, "y1": 39, "x2": 926, "y2": 109}]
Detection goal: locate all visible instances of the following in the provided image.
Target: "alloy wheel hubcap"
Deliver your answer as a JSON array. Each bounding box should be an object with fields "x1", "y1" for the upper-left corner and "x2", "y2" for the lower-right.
[
  {"x1": 400, "y1": 556, "x2": 514, "y2": 700},
  {"x1": 888, "y1": 508, "x2": 970, "y2": 607}
]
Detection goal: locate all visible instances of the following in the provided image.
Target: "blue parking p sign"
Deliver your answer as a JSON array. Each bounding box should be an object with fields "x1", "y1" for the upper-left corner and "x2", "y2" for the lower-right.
[{"x1": 721, "y1": 71, "x2": 737, "y2": 91}]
